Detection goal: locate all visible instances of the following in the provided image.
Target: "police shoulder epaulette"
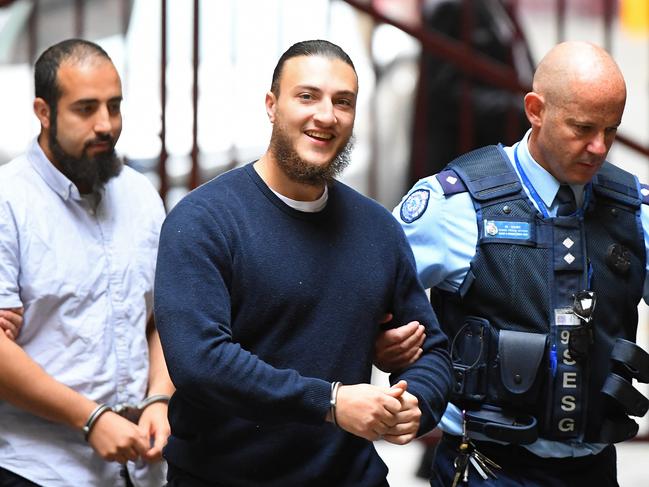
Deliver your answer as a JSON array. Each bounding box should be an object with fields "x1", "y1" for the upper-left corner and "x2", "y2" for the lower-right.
[
  {"x1": 448, "y1": 145, "x2": 522, "y2": 202},
  {"x1": 435, "y1": 169, "x2": 467, "y2": 196}
]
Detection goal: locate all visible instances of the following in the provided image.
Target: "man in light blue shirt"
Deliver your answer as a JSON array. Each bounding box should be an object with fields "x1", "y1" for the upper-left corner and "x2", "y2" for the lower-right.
[
  {"x1": 383, "y1": 41, "x2": 649, "y2": 486},
  {"x1": 0, "y1": 39, "x2": 173, "y2": 487}
]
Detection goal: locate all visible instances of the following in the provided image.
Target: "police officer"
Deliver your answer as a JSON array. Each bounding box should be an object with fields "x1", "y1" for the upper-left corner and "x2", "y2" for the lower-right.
[{"x1": 381, "y1": 41, "x2": 649, "y2": 486}]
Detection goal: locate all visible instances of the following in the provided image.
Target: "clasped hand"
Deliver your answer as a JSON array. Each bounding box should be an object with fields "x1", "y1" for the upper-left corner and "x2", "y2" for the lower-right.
[
  {"x1": 87, "y1": 401, "x2": 170, "y2": 464},
  {"x1": 0, "y1": 307, "x2": 23, "y2": 340},
  {"x1": 333, "y1": 380, "x2": 421, "y2": 445}
]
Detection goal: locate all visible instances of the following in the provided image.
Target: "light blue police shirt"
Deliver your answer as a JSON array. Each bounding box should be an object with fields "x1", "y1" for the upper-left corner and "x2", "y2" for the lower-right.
[{"x1": 394, "y1": 129, "x2": 649, "y2": 458}]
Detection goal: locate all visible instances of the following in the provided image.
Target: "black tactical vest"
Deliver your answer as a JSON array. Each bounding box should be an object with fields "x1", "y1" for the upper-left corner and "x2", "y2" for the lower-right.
[{"x1": 435, "y1": 145, "x2": 649, "y2": 443}]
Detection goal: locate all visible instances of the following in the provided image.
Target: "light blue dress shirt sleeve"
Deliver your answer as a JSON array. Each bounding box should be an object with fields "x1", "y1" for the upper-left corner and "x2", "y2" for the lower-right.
[{"x1": 393, "y1": 176, "x2": 477, "y2": 293}]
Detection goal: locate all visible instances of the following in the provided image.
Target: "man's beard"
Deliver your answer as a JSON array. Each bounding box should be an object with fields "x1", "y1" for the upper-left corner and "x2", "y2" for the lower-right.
[
  {"x1": 49, "y1": 120, "x2": 123, "y2": 202},
  {"x1": 270, "y1": 122, "x2": 354, "y2": 186}
]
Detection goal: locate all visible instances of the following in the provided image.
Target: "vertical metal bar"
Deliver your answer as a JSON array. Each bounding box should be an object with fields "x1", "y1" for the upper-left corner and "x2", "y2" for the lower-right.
[
  {"x1": 603, "y1": 0, "x2": 613, "y2": 52},
  {"x1": 557, "y1": 0, "x2": 566, "y2": 42},
  {"x1": 409, "y1": 50, "x2": 430, "y2": 184},
  {"x1": 159, "y1": 0, "x2": 169, "y2": 201},
  {"x1": 28, "y1": 0, "x2": 39, "y2": 62},
  {"x1": 121, "y1": 0, "x2": 130, "y2": 36},
  {"x1": 74, "y1": 0, "x2": 84, "y2": 38},
  {"x1": 190, "y1": 0, "x2": 200, "y2": 189},
  {"x1": 504, "y1": 0, "x2": 523, "y2": 143},
  {"x1": 408, "y1": 0, "x2": 430, "y2": 183},
  {"x1": 458, "y1": 0, "x2": 474, "y2": 154}
]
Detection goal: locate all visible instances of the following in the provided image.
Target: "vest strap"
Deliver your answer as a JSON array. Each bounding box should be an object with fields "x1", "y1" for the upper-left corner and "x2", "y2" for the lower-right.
[{"x1": 592, "y1": 163, "x2": 641, "y2": 208}]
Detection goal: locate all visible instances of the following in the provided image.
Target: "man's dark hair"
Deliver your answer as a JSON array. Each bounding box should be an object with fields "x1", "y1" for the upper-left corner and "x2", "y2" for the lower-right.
[
  {"x1": 270, "y1": 39, "x2": 356, "y2": 96},
  {"x1": 34, "y1": 38, "x2": 111, "y2": 109}
]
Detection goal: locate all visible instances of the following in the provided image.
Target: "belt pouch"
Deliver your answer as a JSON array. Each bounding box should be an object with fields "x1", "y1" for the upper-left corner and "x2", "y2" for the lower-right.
[{"x1": 497, "y1": 330, "x2": 548, "y2": 406}]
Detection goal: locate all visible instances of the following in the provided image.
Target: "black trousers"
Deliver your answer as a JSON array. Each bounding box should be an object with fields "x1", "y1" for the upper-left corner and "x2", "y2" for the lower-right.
[
  {"x1": 429, "y1": 434, "x2": 618, "y2": 487},
  {"x1": 0, "y1": 468, "x2": 40, "y2": 487},
  {"x1": 166, "y1": 463, "x2": 219, "y2": 487},
  {"x1": 166, "y1": 462, "x2": 391, "y2": 487}
]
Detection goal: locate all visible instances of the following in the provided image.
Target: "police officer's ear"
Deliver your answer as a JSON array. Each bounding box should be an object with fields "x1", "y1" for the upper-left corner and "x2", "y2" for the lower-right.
[
  {"x1": 33, "y1": 97, "x2": 52, "y2": 130},
  {"x1": 265, "y1": 91, "x2": 277, "y2": 124},
  {"x1": 524, "y1": 91, "x2": 544, "y2": 128}
]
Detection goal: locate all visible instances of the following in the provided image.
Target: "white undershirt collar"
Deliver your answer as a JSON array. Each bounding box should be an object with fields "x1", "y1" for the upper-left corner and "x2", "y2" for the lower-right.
[{"x1": 271, "y1": 185, "x2": 328, "y2": 212}]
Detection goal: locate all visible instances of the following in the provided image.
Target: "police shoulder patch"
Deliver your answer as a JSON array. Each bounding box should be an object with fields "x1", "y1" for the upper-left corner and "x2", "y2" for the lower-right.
[
  {"x1": 640, "y1": 183, "x2": 649, "y2": 205},
  {"x1": 400, "y1": 189, "x2": 430, "y2": 223}
]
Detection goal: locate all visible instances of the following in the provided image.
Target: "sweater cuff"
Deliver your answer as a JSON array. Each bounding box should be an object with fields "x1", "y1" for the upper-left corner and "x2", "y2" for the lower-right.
[{"x1": 303, "y1": 378, "x2": 333, "y2": 423}]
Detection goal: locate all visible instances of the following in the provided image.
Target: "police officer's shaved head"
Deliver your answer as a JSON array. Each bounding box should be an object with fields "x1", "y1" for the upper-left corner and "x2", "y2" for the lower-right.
[
  {"x1": 532, "y1": 41, "x2": 626, "y2": 108},
  {"x1": 524, "y1": 41, "x2": 627, "y2": 185}
]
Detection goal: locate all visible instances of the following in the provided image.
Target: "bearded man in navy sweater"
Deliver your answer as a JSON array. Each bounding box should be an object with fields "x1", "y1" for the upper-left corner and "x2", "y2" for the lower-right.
[{"x1": 154, "y1": 39, "x2": 452, "y2": 487}]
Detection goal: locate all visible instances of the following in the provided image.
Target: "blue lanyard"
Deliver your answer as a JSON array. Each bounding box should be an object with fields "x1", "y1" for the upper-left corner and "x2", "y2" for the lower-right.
[
  {"x1": 513, "y1": 142, "x2": 591, "y2": 218},
  {"x1": 514, "y1": 142, "x2": 551, "y2": 218}
]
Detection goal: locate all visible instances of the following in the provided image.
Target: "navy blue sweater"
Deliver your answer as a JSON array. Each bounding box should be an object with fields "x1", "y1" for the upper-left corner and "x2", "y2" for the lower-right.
[{"x1": 154, "y1": 164, "x2": 451, "y2": 486}]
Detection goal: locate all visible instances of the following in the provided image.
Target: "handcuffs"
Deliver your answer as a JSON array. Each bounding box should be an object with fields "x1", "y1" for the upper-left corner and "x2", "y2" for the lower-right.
[{"x1": 83, "y1": 394, "x2": 171, "y2": 441}]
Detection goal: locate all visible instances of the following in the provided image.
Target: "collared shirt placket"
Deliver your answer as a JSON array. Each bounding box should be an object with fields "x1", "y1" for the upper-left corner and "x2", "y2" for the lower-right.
[{"x1": 93, "y1": 203, "x2": 134, "y2": 407}]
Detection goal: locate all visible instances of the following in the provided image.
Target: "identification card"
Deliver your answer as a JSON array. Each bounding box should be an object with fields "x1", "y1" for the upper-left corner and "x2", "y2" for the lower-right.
[{"x1": 554, "y1": 308, "x2": 580, "y2": 326}]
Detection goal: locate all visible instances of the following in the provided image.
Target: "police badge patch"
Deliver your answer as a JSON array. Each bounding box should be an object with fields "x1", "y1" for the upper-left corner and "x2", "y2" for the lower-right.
[{"x1": 400, "y1": 189, "x2": 430, "y2": 223}]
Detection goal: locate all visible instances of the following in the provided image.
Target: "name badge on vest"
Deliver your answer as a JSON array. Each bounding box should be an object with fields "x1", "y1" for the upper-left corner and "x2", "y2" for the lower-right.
[{"x1": 483, "y1": 220, "x2": 531, "y2": 240}]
